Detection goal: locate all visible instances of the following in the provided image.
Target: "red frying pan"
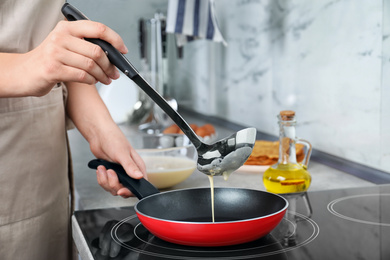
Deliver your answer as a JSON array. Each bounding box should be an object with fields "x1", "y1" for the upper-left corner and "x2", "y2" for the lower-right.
[{"x1": 88, "y1": 159, "x2": 288, "y2": 247}]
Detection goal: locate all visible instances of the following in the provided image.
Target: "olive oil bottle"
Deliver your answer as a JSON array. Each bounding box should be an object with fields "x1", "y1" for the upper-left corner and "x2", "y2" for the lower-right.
[{"x1": 263, "y1": 111, "x2": 312, "y2": 194}]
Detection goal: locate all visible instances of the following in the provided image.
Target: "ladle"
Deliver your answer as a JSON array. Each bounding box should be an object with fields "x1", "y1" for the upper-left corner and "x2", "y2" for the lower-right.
[{"x1": 62, "y1": 3, "x2": 256, "y2": 176}]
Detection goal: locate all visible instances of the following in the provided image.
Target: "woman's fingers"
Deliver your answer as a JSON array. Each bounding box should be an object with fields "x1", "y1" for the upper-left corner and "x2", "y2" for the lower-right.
[
  {"x1": 21, "y1": 19, "x2": 128, "y2": 96},
  {"x1": 59, "y1": 21, "x2": 123, "y2": 83},
  {"x1": 60, "y1": 39, "x2": 117, "y2": 84},
  {"x1": 96, "y1": 166, "x2": 133, "y2": 198},
  {"x1": 90, "y1": 127, "x2": 147, "y2": 199},
  {"x1": 63, "y1": 20, "x2": 128, "y2": 54},
  {"x1": 39, "y1": 20, "x2": 126, "y2": 86},
  {"x1": 96, "y1": 166, "x2": 120, "y2": 196},
  {"x1": 117, "y1": 188, "x2": 132, "y2": 198}
]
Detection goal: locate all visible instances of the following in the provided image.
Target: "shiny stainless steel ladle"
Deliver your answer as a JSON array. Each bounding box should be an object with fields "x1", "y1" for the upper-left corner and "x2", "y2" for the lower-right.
[{"x1": 62, "y1": 3, "x2": 256, "y2": 177}]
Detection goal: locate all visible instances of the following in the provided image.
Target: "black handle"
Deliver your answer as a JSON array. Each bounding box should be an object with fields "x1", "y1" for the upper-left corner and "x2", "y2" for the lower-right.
[
  {"x1": 88, "y1": 159, "x2": 159, "y2": 200},
  {"x1": 61, "y1": 3, "x2": 139, "y2": 78}
]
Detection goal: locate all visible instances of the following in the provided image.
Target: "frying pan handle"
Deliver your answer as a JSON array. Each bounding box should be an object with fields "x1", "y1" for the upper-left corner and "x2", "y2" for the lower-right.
[
  {"x1": 88, "y1": 159, "x2": 160, "y2": 199},
  {"x1": 61, "y1": 3, "x2": 139, "y2": 78}
]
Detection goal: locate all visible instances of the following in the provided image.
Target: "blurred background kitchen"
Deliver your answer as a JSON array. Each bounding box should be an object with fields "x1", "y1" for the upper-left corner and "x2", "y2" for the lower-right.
[{"x1": 70, "y1": 0, "x2": 389, "y2": 174}]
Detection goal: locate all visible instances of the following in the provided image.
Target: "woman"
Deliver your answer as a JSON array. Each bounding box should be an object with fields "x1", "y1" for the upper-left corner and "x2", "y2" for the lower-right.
[{"x1": 0, "y1": 0, "x2": 146, "y2": 259}]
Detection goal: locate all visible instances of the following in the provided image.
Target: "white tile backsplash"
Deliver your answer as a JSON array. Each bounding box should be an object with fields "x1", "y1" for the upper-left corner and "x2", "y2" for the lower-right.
[{"x1": 381, "y1": 0, "x2": 390, "y2": 171}]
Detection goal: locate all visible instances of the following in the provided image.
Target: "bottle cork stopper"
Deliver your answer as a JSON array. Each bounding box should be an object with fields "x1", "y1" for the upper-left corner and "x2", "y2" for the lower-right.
[{"x1": 280, "y1": 110, "x2": 295, "y2": 120}]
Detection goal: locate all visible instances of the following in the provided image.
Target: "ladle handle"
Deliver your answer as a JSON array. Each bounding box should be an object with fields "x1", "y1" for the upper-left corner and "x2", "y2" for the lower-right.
[
  {"x1": 88, "y1": 159, "x2": 160, "y2": 199},
  {"x1": 61, "y1": 3, "x2": 203, "y2": 149}
]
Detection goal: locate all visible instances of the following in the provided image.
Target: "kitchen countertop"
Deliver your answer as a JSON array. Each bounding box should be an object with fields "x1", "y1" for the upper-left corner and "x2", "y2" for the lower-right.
[{"x1": 68, "y1": 112, "x2": 376, "y2": 211}]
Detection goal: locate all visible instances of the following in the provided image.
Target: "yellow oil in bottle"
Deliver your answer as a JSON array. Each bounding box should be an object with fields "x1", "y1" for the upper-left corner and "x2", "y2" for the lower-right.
[{"x1": 263, "y1": 163, "x2": 311, "y2": 194}]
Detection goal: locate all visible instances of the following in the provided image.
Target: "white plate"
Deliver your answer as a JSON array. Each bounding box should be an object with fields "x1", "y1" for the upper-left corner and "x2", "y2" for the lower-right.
[{"x1": 236, "y1": 165, "x2": 270, "y2": 174}]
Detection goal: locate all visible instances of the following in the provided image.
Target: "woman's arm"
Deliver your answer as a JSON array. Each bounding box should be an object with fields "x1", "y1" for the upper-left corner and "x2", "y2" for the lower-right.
[{"x1": 66, "y1": 81, "x2": 146, "y2": 198}]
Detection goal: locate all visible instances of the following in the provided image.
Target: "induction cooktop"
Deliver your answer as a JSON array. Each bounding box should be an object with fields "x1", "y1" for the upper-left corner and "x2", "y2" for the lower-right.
[{"x1": 73, "y1": 184, "x2": 390, "y2": 260}]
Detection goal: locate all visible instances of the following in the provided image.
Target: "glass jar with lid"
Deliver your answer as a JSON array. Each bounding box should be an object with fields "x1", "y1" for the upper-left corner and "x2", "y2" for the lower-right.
[{"x1": 263, "y1": 110, "x2": 312, "y2": 194}]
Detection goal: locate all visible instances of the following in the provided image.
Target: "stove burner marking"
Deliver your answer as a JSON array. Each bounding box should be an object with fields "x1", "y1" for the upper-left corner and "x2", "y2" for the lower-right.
[
  {"x1": 110, "y1": 212, "x2": 319, "y2": 259},
  {"x1": 132, "y1": 222, "x2": 285, "y2": 254},
  {"x1": 327, "y1": 193, "x2": 390, "y2": 226}
]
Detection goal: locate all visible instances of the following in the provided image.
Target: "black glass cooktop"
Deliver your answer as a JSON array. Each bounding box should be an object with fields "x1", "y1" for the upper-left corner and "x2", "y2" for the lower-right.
[{"x1": 74, "y1": 184, "x2": 390, "y2": 259}]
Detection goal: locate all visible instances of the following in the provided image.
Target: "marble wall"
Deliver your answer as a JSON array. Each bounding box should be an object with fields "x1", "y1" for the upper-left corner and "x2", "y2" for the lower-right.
[
  {"x1": 382, "y1": 0, "x2": 390, "y2": 172},
  {"x1": 70, "y1": 0, "x2": 389, "y2": 173},
  {"x1": 169, "y1": 0, "x2": 390, "y2": 173}
]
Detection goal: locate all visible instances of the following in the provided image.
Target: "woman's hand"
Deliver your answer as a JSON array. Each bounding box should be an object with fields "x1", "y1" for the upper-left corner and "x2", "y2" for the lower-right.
[
  {"x1": 28, "y1": 20, "x2": 127, "y2": 96},
  {"x1": 1, "y1": 20, "x2": 127, "y2": 97},
  {"x1": 89, "y1": 125, "x2": 147, "y2": 198},
  {"x1": 66, "y1": 82, "x2": 146, "y2": 198}
]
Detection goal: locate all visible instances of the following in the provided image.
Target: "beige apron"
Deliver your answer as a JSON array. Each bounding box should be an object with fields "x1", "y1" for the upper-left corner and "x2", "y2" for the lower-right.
[{"x1": 0, "y1": 0, "x2": 75, "y2": 259}]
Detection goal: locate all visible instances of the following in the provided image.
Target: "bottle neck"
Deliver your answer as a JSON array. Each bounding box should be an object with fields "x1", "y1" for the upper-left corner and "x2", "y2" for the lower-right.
[{"x1": 278, "y1": 118, "x2": 297, "y2": 164}]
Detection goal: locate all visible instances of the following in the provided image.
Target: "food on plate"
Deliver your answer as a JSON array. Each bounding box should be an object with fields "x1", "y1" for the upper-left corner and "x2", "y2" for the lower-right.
[
  {"x1": 195, "y1": 124, "x2": 214, "y2": 137},
  {"x1": 163, "y1": 123, "x2": 216, "y2": 138},
  {"x1": 199, "y1": 124, "x2": 215, "y2": 136},
  {"x1": 163, "y1": 124, "x2": 180, "y2": 134},
  {"x1": 244, "y1": 140, "x2": 305, "y2": 166},
  {"x1": 178, "y1": 124, "x2": 198, "y2": 135}
]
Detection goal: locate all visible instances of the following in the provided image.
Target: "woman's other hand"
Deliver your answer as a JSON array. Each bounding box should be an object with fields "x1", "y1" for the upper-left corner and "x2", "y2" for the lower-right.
[{"x1": 1, "y1": 20, "x2": 127, "y2": 97}]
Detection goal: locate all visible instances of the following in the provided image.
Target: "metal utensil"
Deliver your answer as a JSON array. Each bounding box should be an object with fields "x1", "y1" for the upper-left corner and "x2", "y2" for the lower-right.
[
  {"x1": 133, "y1": 16, "x2": 177, "y2": 131},
  {"x1": 127, "y1": 18, "x2": 153, "y2": 125},
  {"x1": 61, "y1": 3, "x2": 256, "y2": 176},
  {"x1": 140, "y1": 15, "x2": 177, "y2": 130}
]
